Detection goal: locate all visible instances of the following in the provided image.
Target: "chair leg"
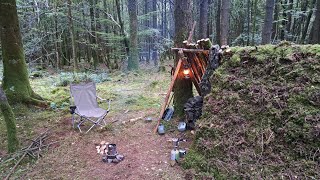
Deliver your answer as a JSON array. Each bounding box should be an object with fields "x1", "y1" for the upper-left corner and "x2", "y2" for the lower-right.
[
  {"x1": 85, "y1": 115, "x2": 107, "y2": 133},
  {"x1": 77, "y1": 117, "x2": 86, "y2": 133},
  {"x1": 72, "y1": 114, "x2": 75, "y2": 128}
]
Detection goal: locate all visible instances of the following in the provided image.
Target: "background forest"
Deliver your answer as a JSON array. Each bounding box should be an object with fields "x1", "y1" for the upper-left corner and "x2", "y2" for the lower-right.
[
  {"x1": 1, "y1": 0, "x2": 320, "y2": 72},
  {"x1": 0, "y1": 0, "x2": 319, "y2": 179}
]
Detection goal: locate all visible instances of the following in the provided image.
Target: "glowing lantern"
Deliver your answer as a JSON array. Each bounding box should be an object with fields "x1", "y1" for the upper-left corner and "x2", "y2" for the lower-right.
[{"x1": 183, "y1": 66, "x2": 190, "y2": 79}]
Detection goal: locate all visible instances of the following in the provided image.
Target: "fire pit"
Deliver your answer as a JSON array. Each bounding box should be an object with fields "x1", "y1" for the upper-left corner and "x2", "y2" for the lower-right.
[{"x1": 96, "y1": 141, "x2": 124, "y2": 163}]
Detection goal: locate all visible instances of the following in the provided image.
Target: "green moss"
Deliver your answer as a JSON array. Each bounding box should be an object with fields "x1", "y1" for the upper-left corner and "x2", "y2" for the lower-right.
[
  {"x1": 182, "y1": 149, "x2": 207, "y2": 170},
  {"x1": 189, "y1": 44, "x2": 320, "y2": 177}
]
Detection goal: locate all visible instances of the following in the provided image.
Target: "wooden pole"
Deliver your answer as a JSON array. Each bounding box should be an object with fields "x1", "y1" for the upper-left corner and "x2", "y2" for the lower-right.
[
  {"x1": 171, "y1": 48, "x2": 209, "y2": 53},
  {"x1": 154, "y1": 52, "x2": 184, "y2": 133},
  {"x1": 187, "y1": 21, "x2": 197, "y2": 44}
]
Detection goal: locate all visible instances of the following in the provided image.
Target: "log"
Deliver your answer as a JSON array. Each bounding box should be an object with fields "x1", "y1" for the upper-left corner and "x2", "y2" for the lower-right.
[{"x1": 171, "y1": 48, "x2": 209, "y2": 53}]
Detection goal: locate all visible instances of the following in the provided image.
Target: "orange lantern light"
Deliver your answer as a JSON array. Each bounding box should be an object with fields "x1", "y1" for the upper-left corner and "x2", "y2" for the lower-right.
[{"x1": 183, "y1": 66, "x2": 190, "y2": 79}]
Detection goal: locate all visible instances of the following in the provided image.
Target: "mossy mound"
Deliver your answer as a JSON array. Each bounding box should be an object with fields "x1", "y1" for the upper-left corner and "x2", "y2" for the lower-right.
[{"x1": 183, "y1": 44, "x2": 320, "y2": 178}]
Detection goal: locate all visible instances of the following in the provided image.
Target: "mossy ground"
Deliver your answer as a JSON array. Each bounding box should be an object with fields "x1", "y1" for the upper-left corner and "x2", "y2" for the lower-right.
[{"x1": 183, "y1": 43, "x2": 320, "y2": 178}]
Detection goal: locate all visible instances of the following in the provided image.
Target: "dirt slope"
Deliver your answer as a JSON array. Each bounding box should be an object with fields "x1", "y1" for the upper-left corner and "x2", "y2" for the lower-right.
[{"x1": 183, "y1": 44, "x2": 320, "y2": 179}]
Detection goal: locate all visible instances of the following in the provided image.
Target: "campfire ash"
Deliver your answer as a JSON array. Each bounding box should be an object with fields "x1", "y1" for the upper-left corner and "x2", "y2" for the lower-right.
[{"x1": 96, "y1": 141, "x2": 124, "y2": 163}]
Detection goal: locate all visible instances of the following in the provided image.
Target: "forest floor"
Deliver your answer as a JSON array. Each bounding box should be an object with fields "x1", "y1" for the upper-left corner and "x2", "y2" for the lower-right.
[{"x1": 0, "y1": 65, "x2": 193, "y2": 179}]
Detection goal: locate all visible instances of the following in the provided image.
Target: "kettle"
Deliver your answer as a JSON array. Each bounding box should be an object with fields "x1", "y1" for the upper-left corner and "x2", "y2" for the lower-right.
[
  {"x1": 158, "y1": 124, "x2": 165, "y2": 135},
  {"x1": 178, "y1": 121, "x2": 186, "y2": 132}
]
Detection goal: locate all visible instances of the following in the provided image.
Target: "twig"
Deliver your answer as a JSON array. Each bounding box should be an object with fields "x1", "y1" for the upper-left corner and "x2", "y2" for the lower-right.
[
  {"x1": 4, "y1": 130, "x2": 50, "y2": 180},
  {"x1": 4, "y1": 141, "x2": 34, "y2": 180}
]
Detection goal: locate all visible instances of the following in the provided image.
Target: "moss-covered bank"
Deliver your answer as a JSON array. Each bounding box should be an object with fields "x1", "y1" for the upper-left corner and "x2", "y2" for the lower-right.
[{"x1": 183, "y1": 43, "x2": 320, "y2": 178}]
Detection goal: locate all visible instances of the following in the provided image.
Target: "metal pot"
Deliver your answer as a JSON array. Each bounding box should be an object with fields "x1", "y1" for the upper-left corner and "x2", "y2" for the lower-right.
[
  {"x1": 178, "y1": 121, "x2": 186, "y2": 132},
  {"x1": 179, "y1": 149, "x2": 186, "y2": 158},
  {"x1": 158, "y1": 124, "x2": 165, "y2": 135}
]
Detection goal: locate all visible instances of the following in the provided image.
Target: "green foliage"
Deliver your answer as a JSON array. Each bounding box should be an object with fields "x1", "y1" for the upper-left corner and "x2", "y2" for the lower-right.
[{"x1": 55, "y1": 72, "x2": 110, "y2": 87}]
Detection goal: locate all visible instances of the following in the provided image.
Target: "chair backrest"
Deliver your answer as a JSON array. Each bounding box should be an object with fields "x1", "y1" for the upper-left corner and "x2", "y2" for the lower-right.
[{"x1": 70, "y1": 82, "x2": 99, "y2": 111}]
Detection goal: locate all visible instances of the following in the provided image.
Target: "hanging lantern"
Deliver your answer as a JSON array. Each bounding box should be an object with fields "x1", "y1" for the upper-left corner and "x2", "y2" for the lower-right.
[{"x1": 183, "y1": 65, "x2": 190, "y2": 79}]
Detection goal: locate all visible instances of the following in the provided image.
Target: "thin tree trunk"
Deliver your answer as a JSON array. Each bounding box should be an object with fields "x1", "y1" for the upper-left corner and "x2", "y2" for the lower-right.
[
  {"x1": 220, "y1": 0, "x2": 231, "y2": 45},
  {"x1": 311, "y1": 0, "x2": 320, "y2": 43},
  {"x1": 261, "y1": 0, "x2": 275, "y2": 44},
  {"x1": 301, "y1": 0, "x2": 316, "y2": 43},
  {"x1": 89, "y1": 0, "x2": 98, "y2": 69},
  {"x1": 251, "y1": 0, "x2": 258, "y2": 45},
  {"x1": 127, "y1": 0, "x2": 139, "y2": 70},
  {"x1": 216, "y1": 0, "x2": 221, "y2": 45},
  {"x1": 164, "y1": 0, "x2": 168, "y2": 38},
  {"x1": 199, "y1": 0, "x2": 209, "y2": 39},
  {"x1": 152, "y1": 0, "x2": 158, "y2": 66},
  {"x1": 67, "y1": 0, "x2": 78, "y2": 71},
  {"x1": 272, "y1": 0, "x2": 279, "y2": 41},
  {"x1": 280, "y1": 0, "x2": 287, "y2": 40},
  {"x1": 286, "y1": 0, "x2": 293, "y2": 41},
  {"x1": 247, "y1": 0, "x2": 251, "y2": 46},
  {"x1": 144, "y1": 0, "x2": 150, "y2": 64},
  {"x1": 54, "y1": 1, "x2": 61, "y2": 70},
  {"x1": 115, "y1": 0, "x2": 129, "y2": 55}
]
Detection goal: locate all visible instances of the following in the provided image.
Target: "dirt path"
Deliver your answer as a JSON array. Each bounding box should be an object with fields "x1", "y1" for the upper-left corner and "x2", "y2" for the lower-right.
[{"x1": 24, "y1": 111, "x2": 187, "y2": 179}]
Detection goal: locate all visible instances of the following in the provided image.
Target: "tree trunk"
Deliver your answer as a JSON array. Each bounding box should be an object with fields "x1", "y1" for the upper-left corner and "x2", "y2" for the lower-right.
[
  {"x1": 280, "y1": 0, "x2": 287, "y2": 40},
  {"x1": 216, "y1": 0, "x2": 221, "y2": 45},
  {"x1": 54, "y1": 1, "x2": 61, "y2": 70},
  {"x1": 144, "y1": 0, "x2": 150, "y2": 64},
  {"x1": 247, "y1": 0, "x2": 251, "y2": 46},
  {"x1": 301, "y1": 0, "x2": 316, "y2": 43},
  {"x1": 115, "y1": 0, "x2": 129, "y2": 55},
  {"x1": 89, "y1": 0, "x2": 98, "y2": 69},
  {"x1": 251, "y1": 0, "x2": 258, "y2": 45},
  {"x1": 286, "y1": 0, "x2": 294, "y2": 41},
  {"x1": 199, "y1": 0, "x2": 209, "y2": 39},
  {"x1": 127, "y1": 0, "x2": 139, "y2": 70},
  {"x1": 261, "y1": 0, "x2": 275, "y2": 44},
  {"x1": 220, "y1": 0, "x2": 231, "y2": 45},
  {"x1": 272, "y1": 0, "x2": 279, "y2": 41},
  {"x1": 311, "y1": 0, "x2": 320, "y2": 43},
  {"x1": 164, "y1": 0, "x2": 168, "y2": 38},
  {"x1": 174, "y1": 0, "x2": 193, "y2": 117},
  {"x1": 152, "y1": 0, "x2": 158, "y2": 66},
  {"x1": 67, "y1": 0, "x2": 78, "y2": 71},
  {"x1": 0, "y1": 87, "x2": 19, "y2": 153},
  {"x1": 0, "y1": 0, "x2": 45, "y2": 106}
]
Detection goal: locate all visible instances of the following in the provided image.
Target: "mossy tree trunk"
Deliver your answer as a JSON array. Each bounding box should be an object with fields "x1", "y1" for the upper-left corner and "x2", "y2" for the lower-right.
[
  {"x1": 127, "y1": 0, "x2": 139, "y2": 70},
  {"x1": 173, "y1": 0, "x2": 193, "y2": 117},
  {"x1": 0, "y1": 87, "x2": 19, "y2": 153},
  {"x1": 0, "y1": 0, "x2": 45, "y2": 106}
]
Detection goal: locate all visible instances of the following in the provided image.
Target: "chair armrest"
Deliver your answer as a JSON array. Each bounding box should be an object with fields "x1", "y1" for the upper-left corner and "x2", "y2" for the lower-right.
[
  {"x1": 97, "y1": 96, "x2": 106, "y2": 101},
  {"x1": 97, "y1": 96, "x2": 111, "y2": 111}
]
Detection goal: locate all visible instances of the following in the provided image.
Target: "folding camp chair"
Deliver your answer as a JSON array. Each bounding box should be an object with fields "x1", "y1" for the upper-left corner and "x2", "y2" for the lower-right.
[{"x1": 70, "y1": 82, "x2": 110, "y2": 133}]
